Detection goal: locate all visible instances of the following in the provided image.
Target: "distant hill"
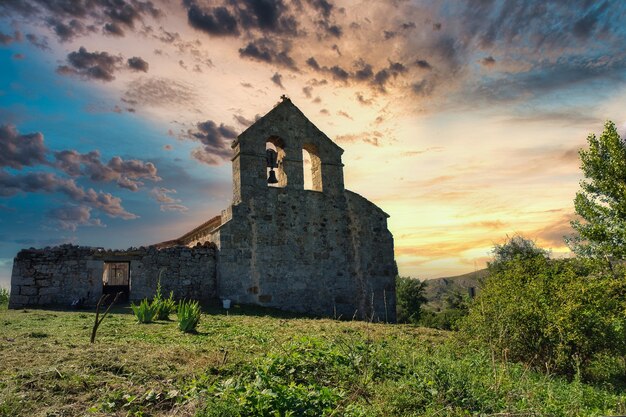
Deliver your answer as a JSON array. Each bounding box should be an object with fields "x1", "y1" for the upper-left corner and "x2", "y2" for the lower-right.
[{"x1": 424, "y1": 269, "x2": 489, "y2": 311}]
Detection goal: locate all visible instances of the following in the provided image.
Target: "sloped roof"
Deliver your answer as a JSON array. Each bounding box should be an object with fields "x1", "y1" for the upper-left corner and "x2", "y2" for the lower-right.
[{"x1": 232, "y1": 96, "x2": 344, "y2": 153}]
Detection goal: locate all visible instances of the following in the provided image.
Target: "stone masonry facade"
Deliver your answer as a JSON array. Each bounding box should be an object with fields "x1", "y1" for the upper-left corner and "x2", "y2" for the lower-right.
[
  {"x1": 10, "y1": 244, "x2": 216, "y2": 308},
  {"x1": 10, "y1": 97, "x2": 397, "y2": 322}
]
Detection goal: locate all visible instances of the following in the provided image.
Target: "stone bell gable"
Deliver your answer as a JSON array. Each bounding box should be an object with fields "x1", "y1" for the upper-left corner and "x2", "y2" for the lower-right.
[
  {"x1": 232, "y1": 96, "x2": 345, "y2": 203},
  {"x1": 10, "y1": 97, "x2": 397, "y2": 322}
]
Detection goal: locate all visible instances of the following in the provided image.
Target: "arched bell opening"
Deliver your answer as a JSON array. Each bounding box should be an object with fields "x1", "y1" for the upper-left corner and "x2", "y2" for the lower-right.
[
  {"x1": 266, "y1": 136, "x2": 287, "y2": 188},
  {"x1": 303, "y1": 143, "x2": 322, "y2": 192}
]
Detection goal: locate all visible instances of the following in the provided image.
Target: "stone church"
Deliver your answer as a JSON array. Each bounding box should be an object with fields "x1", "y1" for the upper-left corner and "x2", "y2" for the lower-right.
[{"x1": 10, "y1": 97, "x2": 397, "y2": 321}]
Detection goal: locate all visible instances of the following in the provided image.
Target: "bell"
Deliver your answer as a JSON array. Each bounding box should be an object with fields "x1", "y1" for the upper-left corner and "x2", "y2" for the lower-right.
[
  {"x1": 267, "y1": 168, "x2": 279, "y2": 184},
  {"x1": 266, "y1": 149, "x2": 278, "y2": 168}
]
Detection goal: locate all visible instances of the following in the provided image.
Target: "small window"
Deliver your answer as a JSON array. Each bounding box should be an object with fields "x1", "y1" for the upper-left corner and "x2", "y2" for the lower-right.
[{"x1": 303, "y1": 144, "x2": 322, "y2": 191}]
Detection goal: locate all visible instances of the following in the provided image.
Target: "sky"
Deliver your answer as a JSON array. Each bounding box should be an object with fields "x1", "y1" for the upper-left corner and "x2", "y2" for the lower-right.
[{"x1": 1, "y1": 0, "x2": 626, "y2": 288}]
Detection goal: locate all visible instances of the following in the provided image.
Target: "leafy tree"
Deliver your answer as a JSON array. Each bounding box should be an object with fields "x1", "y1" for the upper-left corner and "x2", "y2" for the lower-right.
[
  {"x1": 568, "y1": 121, "x2": 626, "y2": 261},
  {"x1": 491, "y1": 235, "x2": 548, "y2": 266},
  {"x1": 396, "y1": 276, "x2": 427, "y2": 324},
  {"x1": 460, "y1": 239, "x2": 626, "y2": 379}
]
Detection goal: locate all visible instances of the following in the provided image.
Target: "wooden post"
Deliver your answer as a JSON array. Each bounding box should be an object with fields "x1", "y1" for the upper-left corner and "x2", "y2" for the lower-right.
[{"x1": 90, "y1": 292, "x2": 121, "y2": 343}]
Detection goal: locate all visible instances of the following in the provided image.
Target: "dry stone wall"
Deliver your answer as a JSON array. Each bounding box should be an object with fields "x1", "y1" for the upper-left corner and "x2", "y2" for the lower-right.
[{"x1": 9, "y1": 244, "x2": 217, "y2": 308}]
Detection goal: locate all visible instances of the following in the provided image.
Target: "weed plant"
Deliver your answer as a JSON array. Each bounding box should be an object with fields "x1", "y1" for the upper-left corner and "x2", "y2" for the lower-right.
[
  {"x1": 177, "y1": 299, "x2": 201, "y2": 332},
  {"x1": 131, "y1": 298, "x2": 157, "y2": 323},
  {"x1": 152, "y1": 280, "x2": 176, "y2": 320},
  {"x1": 0, "y1": 287, "x2": 9, "y2": 308}
]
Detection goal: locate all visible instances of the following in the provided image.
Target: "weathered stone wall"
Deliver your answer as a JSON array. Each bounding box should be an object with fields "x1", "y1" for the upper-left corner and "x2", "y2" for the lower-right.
[
  {"x1": 129, "y1": 245, "x2": 217, "y2": 301},
  {"x1": 345, "y1": 191, "x2": 397, "y2": 321},
  {"x1": 213, "y1": 187, "x2": 397, "y2": 321},
  {"x1": 9, "y1": 244, "x2": 217, "y2": 308},
  {"x1": 9, "y1": 245, "x2": 104, "y2": 308}
]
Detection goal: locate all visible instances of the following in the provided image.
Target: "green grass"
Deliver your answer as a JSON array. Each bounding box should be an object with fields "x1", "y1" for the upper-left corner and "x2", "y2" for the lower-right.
[{"x1": 0, "y1": 305, "x2": 624, "y2": 416}]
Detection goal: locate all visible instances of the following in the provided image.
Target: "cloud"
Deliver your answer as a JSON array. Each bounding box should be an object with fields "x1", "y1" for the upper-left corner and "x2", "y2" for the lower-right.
[
  {"x1": 238, "y1": 37, "x2": 296, "y2": 70},
  {"x1": 0, "y1": 124, "x2": 160, "y2": 223},
  {"x1": 127, "y1": 56, "x2": 149, "y2": 72},
  {"x1": 396, "y1": 237, "x2": 494, "y2": 260},
  {"x1": 123, "y1": 77, "x2": 196, "y2": 107},
  {"x1": 572, "y1": 2, "x2": 609, "y2": 40},
  {"x1": 150, "y1": 186, "x2": 188, "y2": 212},
  {"x1": 103, "y1": 22, "x2": 124, "y2": 36},
  {"x1": 307, "y1": 0, "x2": 334, "y2": 17},
  {"x1": 185, "y1": 120, "x2": 237, "y2": 165},
  {"x1": 329, "y1": 65, "x2": 349, "y2": 81},
  {"x1": 337, "y1": 110, "x2": 352, "y2": 120},
  {"x1": 306, "y1": 57, "x2": 321, "y2": 71},
  {"x1": 412, "y1": 79, "x2": 435, "y2": 96},
  {"x1": 25, "y1": 33, "x2": 49, "y2": 49},
  {"x1": 185, "y1": 0, "x2": 300, "y2": 37},
  {"x1": 355, "y1": 92, "x2": 373, "y2": 105},
  {"x1": 1, "y1": 0, "x2": 162, "y2": 42},
  {"x1": 481, "y1": 56, "x2": 496, "y2": 67},
  {"x1": 47, "y1": 204, "x2": 104, "y2": 231},
  {"x1": 160, "y1": 203, "x2": 188, "y2": 212},
  {"x1": 0, "y1": 124, "x2": 48, "y2": 169},
  {"x1": 47, "y1": 17, "x2": 91, "y2": 42},
  {"x1": 233, "y1": 114, "x2": 256, "y2": 126},
  {"x1": 187, "y1": 3, "x2": 239, "y2": 36},
  {"x1": 0, "y1": 30, "x2": 21, "y2": 44},
  {"x1": 54, "y1": 150, "x2": 160, "y2": 191},
  {"x1": 271, "y1": 72, "x2": 284, "y2": 88},
  {"x1": 532, "y1": 213, "x2": 576, "y2": 248},
  {"x1": 57, "y1": 46, "x2": 123, "y2": 82},
  {"x1": 0, "y1": 170, "x2": 137, "y2": 219},
  {"x1": 470, "y1": 54, "x2": 626, "y2": 103},
  {"x1": 335, "y1": 131, "x2": 383, "y2": 147},
  {"x1": 306, "y1": 56, "x2": 410, "y2": 91},
  {"x1": 414, "y1": 59, "x2": 432, "y2": 70}
]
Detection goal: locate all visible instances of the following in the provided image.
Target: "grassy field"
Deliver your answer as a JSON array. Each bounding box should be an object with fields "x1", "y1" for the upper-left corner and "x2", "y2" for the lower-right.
[{"x1": 0, "y1": 303, "x2": 625, "y2": 417}]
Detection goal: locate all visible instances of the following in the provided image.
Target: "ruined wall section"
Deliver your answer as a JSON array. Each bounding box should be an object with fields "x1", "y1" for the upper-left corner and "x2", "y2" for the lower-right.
[
  {"x1": 10, "y1": 245, "x2": 104, "y2": 308},
  {"x1": 345, "y1": 191, "x2": 397, "y2": 322},
  {"x1": 9, "y1": 244, "x2": 217, "y2": 308}
]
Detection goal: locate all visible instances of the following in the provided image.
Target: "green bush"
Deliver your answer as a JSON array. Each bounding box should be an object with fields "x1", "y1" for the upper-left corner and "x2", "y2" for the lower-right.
[
  {"x1": 419, "y1": 308, "x2": 467, "y2": 330},
  {"x1": 0, "y1": 288, "x2": 9, "y2": 307},
  {"x1": 420, "y1": 290, "x2": 470, "y2": 330},
  {"x1": 460, "y1": 238, "x2": 626, "y2": 379},
  {"x1": 177, "y1": 299, "x2": 201, "y2": 333},
  {"x1": 131, "y1": 298, "x2": 157, "y2": 323},
  {"x1": 152, "y1": 280, "x2": 176, "y2": 320},
  {"x1": 396, "y1": 276, "x2": 427, "y2": 324}
]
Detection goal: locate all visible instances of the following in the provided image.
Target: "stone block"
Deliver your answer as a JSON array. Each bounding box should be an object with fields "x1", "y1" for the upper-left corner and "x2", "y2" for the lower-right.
[
  {"x1": 20, "y1": 286, "x2": 37, "y2": 296},
  {"x1": 40, "y1": 286, "x2": 60, "y2": 295},
  {"x1": 15, "y1": 276, "x2": 35, "y2": 286}
]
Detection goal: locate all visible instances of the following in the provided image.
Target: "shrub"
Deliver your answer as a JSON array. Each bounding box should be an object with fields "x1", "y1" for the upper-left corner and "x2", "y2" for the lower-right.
[
  {"x1": 420, "y1": 290, "x2": 470, "y2": 330},
  {"x1": 419, "y1": 308, "x2": 467, "y2": 330},
  {"x1": 131, "y1": 298, "x2": 157, "y2": 324},
  {"x1": 152, "y1": 280, "x2": 176, "y2": 320},
  {"x1": 460, "y1": 238, "x2": 626, "y2": 379},
  {"x1": 177, "y1": 299, "x2": 201, "y2": 333},
  {"x1": 396, "y1": 276, "x2": 427, "y2": 324},
  {"x1": 0, "y1": 288, "x2": 9, "y2": 307}
]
